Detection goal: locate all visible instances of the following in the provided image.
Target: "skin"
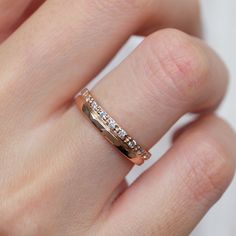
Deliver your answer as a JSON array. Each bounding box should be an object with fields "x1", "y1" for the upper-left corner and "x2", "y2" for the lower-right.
[{"x1": 0, "y1": 0, "x2": 235, "y2": 235}]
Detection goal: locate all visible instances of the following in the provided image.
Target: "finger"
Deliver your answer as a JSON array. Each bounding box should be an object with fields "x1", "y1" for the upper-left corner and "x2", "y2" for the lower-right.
[
  {"x1": 138, "y1": 0, "x2": 201, "y2": 36},
  {"x1": 104, "y1": 115, "x2": 236, "y2": 236},
  {"x1": 0, "y1": 0, "x2": 201, "y2": 124},
  {"x1": 56, "y1": 29, "x2": 228, "y2": 211},
  {"x1": 0, "y1": 0, "x2": 45, "y2": 42}
]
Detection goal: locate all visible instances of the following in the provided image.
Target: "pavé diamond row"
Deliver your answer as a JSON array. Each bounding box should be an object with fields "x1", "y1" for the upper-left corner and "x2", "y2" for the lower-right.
[{"x1": 76, "y1": 88, "x2": 151, "y2": 165}]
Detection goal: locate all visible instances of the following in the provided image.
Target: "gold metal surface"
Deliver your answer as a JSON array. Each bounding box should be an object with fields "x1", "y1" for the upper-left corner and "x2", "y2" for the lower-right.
[{"x1": 76, "y1": 88, "x2": 151, "y2": 165}]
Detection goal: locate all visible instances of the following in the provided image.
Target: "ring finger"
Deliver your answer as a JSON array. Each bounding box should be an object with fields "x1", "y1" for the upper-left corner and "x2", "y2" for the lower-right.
[{"x1": 56, "y1": 28, "x2": 228, "y2": 212}]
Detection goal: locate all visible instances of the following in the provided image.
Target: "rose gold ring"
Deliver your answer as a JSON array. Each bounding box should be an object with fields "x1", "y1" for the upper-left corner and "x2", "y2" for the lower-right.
[{"x1": 75, "y1": 88, "x2": 151, "y2": 165}]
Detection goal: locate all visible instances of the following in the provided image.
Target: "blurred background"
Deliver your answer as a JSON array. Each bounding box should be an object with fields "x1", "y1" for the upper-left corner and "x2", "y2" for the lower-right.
[{"x1": 95, "y1": 0, "x2": 236, "y2": 235}]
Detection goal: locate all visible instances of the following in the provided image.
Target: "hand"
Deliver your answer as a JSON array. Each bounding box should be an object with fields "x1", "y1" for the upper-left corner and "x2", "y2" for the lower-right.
[{"x1": 0, "y1": 1, "x2": 235, "y2": 235}]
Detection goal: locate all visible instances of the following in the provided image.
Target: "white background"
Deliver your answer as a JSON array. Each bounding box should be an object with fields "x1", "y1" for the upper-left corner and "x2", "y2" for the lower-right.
[
  {"x1": 97, "y1": 1, "x2": 236, "y2": 235},
  {"x1": 192, "y1": 1, "x2": 236, "y2": 235}
]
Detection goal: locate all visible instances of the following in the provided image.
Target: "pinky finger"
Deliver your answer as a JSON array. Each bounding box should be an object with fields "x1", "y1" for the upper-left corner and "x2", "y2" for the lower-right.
[{"x1": 102, "y1": 115, "x2": 236, "y2": 236}]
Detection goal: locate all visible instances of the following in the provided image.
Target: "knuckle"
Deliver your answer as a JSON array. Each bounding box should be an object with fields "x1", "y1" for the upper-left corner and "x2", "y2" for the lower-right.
[
  {"x1": 185, "y1": 132, "x2": 234, "y2": 203},
  {"x1": 141, "y1": 29, "x2": 209, "y2": 104}
]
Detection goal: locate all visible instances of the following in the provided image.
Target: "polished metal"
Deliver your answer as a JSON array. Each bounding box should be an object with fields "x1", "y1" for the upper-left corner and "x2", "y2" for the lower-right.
[{"x1": 76, "y1": 88, "x2": 151, "y2": 165}]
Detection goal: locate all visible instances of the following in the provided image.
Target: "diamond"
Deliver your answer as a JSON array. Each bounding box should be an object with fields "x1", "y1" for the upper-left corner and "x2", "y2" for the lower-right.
[
  {"x1": 128, "y1": 140, "x2": 136, "y2": 148},
  {"x1": 118, "y1": 129, "x2": 127, "y2": 140},
  {"x1": 142, "y1": 154, "x2": 150, "y2": 160},
  {"x1": 86, "y1": 96, "x2": 91, "y2": 102},
  {"x1": 100, "y1": 111, "x2": 107, "y2": 120},
  {"x1": 137, "y1": 147, "x2": 144, "y2": 155},
  {"x1": 91, "y1": 101, "x2": 97, "y2": 110},
  {"x1": 108, "y1": 119, "x2": 116, "y2": 129},
  {"x1": 96, "y1": 106, "x2": 101, "y2": 112}
]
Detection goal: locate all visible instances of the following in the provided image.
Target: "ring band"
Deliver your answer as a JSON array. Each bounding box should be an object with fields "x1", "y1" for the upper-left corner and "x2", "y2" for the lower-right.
[{"x1": 75, "y1": 88, "x2": 151, "y2": 165}]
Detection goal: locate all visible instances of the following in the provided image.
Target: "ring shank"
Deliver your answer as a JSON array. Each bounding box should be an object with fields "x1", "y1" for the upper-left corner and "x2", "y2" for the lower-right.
[{"x1": 76, "y1": 88, "x2": 151, "y2": 165}]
